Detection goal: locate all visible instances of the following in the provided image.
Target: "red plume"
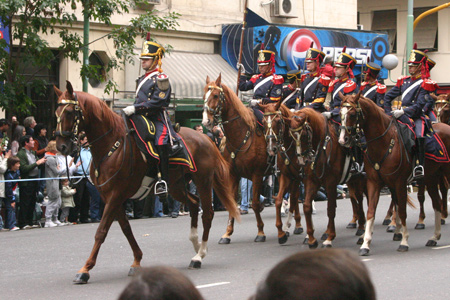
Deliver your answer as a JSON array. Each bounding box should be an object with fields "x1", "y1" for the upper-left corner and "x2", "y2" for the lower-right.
[
  {"x1": 367, "y1": 54, "x2": 371, "y2": 63},
  {"x1": 342, "y1": 46, "x2": 347, "y2": 53},
  {"x1": 261, "y1": 43, "x2": 265, "y2": 50},
  {"x1": 146, "y1": 32, "x2": 151, "y2": 41},
  {"x1": 424, "y1": 49, "x2": 429, "y2": 53},
  {"x1": 310, "y1": 42, "x2": 314, "y2": 48},
  {"x1": 413, "y1": 43, "x2": 417, "y2": 50}
]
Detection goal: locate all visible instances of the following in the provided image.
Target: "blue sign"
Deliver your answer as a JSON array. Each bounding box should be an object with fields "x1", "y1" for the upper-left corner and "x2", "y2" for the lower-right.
[{"x1": 0, "y1": 18, "x2": 10, "y2": 53}]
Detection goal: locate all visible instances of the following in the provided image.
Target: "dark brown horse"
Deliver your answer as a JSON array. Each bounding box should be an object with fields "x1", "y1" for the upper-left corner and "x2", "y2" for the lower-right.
[
  {"x1": 259, "y1": 101, "x2": 304, "y2": 244},
  {"x1": 339, "y1": 93, "x2": 450, "y2": 255},
  {"x1": 202, "y1": 75, "x2": 290, "y2": 243},
  {"x1": 284, "y1": 108, "x2": 367, "y2": 248},
  {"x1": 54, "y1": 81, "x2": 239, "y2": 283}
]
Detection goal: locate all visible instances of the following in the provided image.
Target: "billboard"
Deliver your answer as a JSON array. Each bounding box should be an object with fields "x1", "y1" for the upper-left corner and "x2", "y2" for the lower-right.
[
  {"x1": 0, "y1": 18, "x2": 9, "y2": 53},
  {"x1": 222, "y1": 24, "x2": 389, "y2": 79}
]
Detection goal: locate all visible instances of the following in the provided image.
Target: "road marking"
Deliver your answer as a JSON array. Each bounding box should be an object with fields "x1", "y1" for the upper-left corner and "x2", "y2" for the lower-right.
[
  {"x1": 432, "y1": 245, "x2": 450, "y2": 250},
  {"x1": 196, "y1": 282, "x2": 230, "y2": 289},
  {"x1": 361, "y1": 258, "x2": 373, "y2": 262}
]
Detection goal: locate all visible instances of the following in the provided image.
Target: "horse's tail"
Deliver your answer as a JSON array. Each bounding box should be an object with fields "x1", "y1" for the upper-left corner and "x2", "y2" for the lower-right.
[
  {"x1": 407, "y1": 194, "x2": 417, "y2": 209},
  {"x1": 211, "y1": 142, "x2": 240, "y2": 222}
]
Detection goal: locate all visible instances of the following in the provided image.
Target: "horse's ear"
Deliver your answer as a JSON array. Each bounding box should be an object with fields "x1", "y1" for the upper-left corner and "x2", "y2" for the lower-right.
[
  {"x1": 258, "y1": 103, "x2": 268, "y2": 111},
  {"x1": 66, "y1": 80, "x2": 74, "y2": 98},
  {"x1": 282, "y1": 116, "x2": 291, "y2": 126},
  {"x1": 355, "y1": 90, "x2": 362, "y2": 103},
  {"x1": 215, "y1": 73, "x2": 222, "y2": 87},
  {"x1": 338, "y1": 91, "x2": 345, "y2": 101},
  {"x1": 206, "y1": 75, "x2": 211, "y2": 84},
  {"x1": 274, "y1": 100, "x2": 282, "y2": 110},
  {"x1": 54, "y1": 85, "x2": 62, "y2": 98}
]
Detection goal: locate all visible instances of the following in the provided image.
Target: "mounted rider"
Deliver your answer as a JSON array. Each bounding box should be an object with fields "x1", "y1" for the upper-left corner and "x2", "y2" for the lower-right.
[
  {"x1": 282, "y1": 69, "x2": 301, "y2": 110},
  {"x1": 423, "y1": 57, "x2": 438, "y2": 123},
  {"x1": 298, "y1": 45, "x2": 330, "y2": 112},
  {"x1": 383, "y1": 46, "x2": 437, "y2": 179},
  {"x1": 238, "y1": 45, "x2": 284, "y2": 124},
  {"x1": 360, "y1": 61, "x2": 386, "y2": 107},
  {"x1": 123, "y1": 34, "x2": 176, "y2": 199}
]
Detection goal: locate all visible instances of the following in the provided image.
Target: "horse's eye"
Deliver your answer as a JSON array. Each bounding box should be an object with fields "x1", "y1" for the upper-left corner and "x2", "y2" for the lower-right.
[{"x1": 213, "y1": 94, "x2": 219, "y2": 99}]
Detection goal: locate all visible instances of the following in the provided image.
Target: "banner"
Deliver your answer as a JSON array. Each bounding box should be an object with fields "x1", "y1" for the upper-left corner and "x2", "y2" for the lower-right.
[
  {"x1": 222, "y1": 24, "x2": 389, "y2": 79},
  {"x1": 0, "y1": 18, "x2": 10, "y2": 53}
]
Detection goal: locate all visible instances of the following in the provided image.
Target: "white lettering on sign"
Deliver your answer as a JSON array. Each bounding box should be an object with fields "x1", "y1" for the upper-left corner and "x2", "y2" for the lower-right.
[{"x1": 322, "y1": 47, "x2": 372, "y2": 65}]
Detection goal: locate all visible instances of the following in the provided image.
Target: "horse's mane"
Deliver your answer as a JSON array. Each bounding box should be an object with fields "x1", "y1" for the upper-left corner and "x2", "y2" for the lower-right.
[
  {"x1": 301, "y1": 107, "x2": 325, "y2": 128},
  {"x1": 279, "y1": 104, "x2": 293, "y2": 118},
  {"x1": 76, "y1": 92, "x2": 126, "y2": 137},
  {"x1": 358, "y1": 96, "x2": 390, "y2": 124},
  {"x1": 220, "y1": 83, "x2": 256, "y2": 131}
]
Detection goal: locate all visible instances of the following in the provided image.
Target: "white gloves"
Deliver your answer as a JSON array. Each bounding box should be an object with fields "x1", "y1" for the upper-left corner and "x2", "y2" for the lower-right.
[
  {"x1": 393, "y1": 109, "x2": 404, "y2": 119},
  {"x1": 236, "y1": 63, "x2": 246, "y2": 74},
  {"x1": 322, "y1": 112, "x2": 332, "y2": 119},
  {"x1": 123, "y1": 105, "x2": 135, "y2": 116},
  {"x1": 250, "y1": 99, "x2": 260, "y2": 107}
]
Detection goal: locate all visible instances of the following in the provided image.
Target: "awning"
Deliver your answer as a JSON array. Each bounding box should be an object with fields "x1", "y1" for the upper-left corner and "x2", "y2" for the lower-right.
[{"x1": 161, "y1": 51, "x2": 238, "y2": 100}]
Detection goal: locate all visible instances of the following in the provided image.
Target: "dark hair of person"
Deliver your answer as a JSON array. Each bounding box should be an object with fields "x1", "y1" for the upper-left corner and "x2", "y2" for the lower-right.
[
  {"x1": 7, "y1": 156, "x2": 20, "y2": 170},
  {"x1": 193, "y1": 124, "x2": 202, "y2": 130},
  {"x1": 0, "y1": 118, "x2": 10, "y2": 127},
  {"x1": 19, "y1": 135, "x2": 32, "y2": 148},
  {"x1": 11, "y1": 125, "x2": 25, "y2": 143},
  {"x1": 33, "y1": 123, "x2": 47, "y2": 138},
  {"x1": 250, "y1": 248, "x2": 376, "y2": 300},
  {"x1": 118, "y1": 266, "x2": 204, "y2": 300}
]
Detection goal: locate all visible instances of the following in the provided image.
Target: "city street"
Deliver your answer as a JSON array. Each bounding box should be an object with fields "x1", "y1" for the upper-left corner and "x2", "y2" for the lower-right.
[{"x1": 2, "y1": 193, "x2": 450, "y2": 300}]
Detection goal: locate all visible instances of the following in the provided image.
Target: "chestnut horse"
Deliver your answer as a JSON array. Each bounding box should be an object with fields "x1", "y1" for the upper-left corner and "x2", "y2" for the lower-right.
[
  {"x1": 54, "y1": 81, "x2": 239, "y2": 283},
  {"x1": 259, "y1": 101, "x2": 304, "y2": 244},
  {"x1": 339, "y1": 93, "x2": 450, "y2": 255},
  {"x1": 202, "y1": 75, "x2": 290, "y2": 243},
  {"x1": 284, "y1": 108, "x2": 367, "y2": 248}
]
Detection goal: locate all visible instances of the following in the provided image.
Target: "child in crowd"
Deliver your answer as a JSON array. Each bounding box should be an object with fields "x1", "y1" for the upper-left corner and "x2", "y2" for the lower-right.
[
  {"x1": 60, "y1": 179, "x2": 76, "y2": 224},
  {"x1": 44, "y1": 141, "x2": 65, "y2": 227},
  {"x1": 4, "y1": 156, "x2": 21, "y2": 231}
]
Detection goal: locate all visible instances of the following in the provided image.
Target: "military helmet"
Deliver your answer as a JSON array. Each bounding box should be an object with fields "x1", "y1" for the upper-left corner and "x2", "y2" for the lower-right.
[
  {"x1": 427, "y1": 57, "x2": 436, "y2": 71},
  {"x1": 257, "y1": 50, "x2": 275, "y2": 66},
  {"x1": 363, "y1": 62, "x2": 381, "y2": 78},
  {"x1": 140, "y1": 41, "x2": 165, "y2": 59},
  {"x1": 287, "y1": 69, "x2": 301, "y2": 84},
  {"x1": 335, "y1": 47, "x2": 356, "y2": 70},
  {"x1": 305, "y1": 47, "x2": 326, "y2": 65},
  {"x1": 408, "y1": 43, "x2": 427, "y2": 66}
]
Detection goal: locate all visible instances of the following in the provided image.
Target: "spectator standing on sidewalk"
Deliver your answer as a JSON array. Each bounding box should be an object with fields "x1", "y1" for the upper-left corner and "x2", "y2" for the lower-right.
[
  {"x1": 10, "y1": 125, "x2": 26, "y2": 156},
  {"x1": 33, "y1": 124, "x2": 49, "y2": 194},
  {"x1": 4, "y1": 156, "x2": 21, "y2": 231},
  {"x1": 17, "y1": 135, "x2": 46, "y2": 229},
  {"x1": 23, "y1": 116, "x2": 36, "y2": 137},
  {"x1": 44, "y1": 141, "x2": 65, "y2": 227},
  {"x1": 60, "y1": 179, "x2": 76, "y2": 224}
]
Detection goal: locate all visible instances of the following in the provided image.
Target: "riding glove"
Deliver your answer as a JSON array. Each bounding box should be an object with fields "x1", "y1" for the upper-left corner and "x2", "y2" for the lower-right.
[
  {"x1": 236, "y1": 63, "x2": 246, "y2": 74},
  {"x1": 322, "y1": 112, "x2": 332, "y2": 119},
  {"x1": 250, "y1": 99, "x2": 260, "y2": 107},
  {"x1": 123, "y1": 105, "x2": 136, "y2": 116},
  {"x1": 393, "y1": 109, "x2": 404, "y2": 119}
]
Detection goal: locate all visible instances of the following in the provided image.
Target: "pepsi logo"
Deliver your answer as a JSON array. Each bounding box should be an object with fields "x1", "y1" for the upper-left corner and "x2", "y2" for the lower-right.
[{"x1": 280, "y1": 29, "x2": 320, "y2": 70}]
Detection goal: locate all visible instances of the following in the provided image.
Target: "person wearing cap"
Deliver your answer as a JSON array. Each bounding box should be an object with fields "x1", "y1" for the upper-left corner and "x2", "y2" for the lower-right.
[
  {"x1": 238, "y1": 48, "x2": 284, "y2": 123},
  {"x1": 423, "y1": 57, "x2": 438, "y2": 123},
  {"x1": 360, "y1": 61, "x2": 386, "y2": 107},
  {"x1": 383, "y1": 47, "x2": 436, "y2": 179},
  {"x1": 299, "y1": 47, "x2": 330, "y2": 112},
  {"x1": 282, "y1": 70, "x2": 301, "y2": 109},
  {"x1": 122, "y1": 36, "x2": 176, "y2": 199},
  {"x1": 323, "y1": 49, "x2": 359, "y2": 122}
]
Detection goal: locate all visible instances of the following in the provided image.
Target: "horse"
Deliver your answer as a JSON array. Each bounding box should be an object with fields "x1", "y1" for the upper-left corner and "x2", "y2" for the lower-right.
[
  {"x1": 284, "y1": 107, "x2": 367, "y2": 248},
  {"x1": 54, "y1": 81, "x2": 239, "y2": 284},
  {"x1": 258, "y1": 101, "x2": 304, "y2": 244},
  {"x1": 202, "y1": 74, "x2": 290, "y2": 243},
  {"x1": 433, "y1": 93, "x2": 450, "y2": 124},
  {"x1": 339, "y1": 92, "x2": 450, "y2": 255}
]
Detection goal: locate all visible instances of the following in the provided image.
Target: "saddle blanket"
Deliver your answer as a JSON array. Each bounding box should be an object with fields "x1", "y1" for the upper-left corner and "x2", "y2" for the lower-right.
[{"x1": 129, "y1": 114, "x2": 197, "y2": 172}]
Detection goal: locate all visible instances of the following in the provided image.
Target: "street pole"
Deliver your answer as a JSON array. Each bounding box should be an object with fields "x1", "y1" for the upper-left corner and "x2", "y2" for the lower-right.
[
  {"x1": 82, "y1": 1, "x2": 90, "y2": 92},
  {"x1": 405, "y1": 0, "x2": 414, "y2": 75},
  {"x1": 236, "y1": 0, "x2": 249, "y2": 95}
]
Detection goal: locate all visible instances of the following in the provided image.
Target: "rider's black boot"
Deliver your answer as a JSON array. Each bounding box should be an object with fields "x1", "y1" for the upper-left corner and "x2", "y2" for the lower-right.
[
  {"x1": 155, "y1": 145, "x2": 170, "y2": 200},
  {"x1": 413, "y1": 137, "x2": 425, "y2": 180}
]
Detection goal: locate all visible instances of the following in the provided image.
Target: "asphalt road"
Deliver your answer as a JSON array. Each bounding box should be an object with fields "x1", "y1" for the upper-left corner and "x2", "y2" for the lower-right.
[{"x1": 2, "y1": 193, "x2": 450, "y2": 300}]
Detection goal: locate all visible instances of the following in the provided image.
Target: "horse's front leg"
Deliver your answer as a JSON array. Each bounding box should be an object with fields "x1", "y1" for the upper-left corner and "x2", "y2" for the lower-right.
[
  {"x1": 439, "y1": 176, "x2": 448, "y2": 222},
  {"x1": 396, "y1": 183, "x2": 410, "y2": 252},
  {"x1": 116, "y1": 205, "x2": 143, "y2": 276},
  {"x1": 73, "y1": 201, "x2": 122, "y2": 284},
  {"x1": 425, "y1": 177, "x2": 443, "y2": 247},
  {"x1": 322, "y1": 183, "x2": 338, "y2": 248},
  {"x1": 251, "y1": 176, "x2": 266, "y2": 242},
  {"x1": 275, "y1": 174, "x2": 289, "y2": 244},
  {"x1": 359, "y1": 179, "x2": 383, "y2": 256},
  {"x1": 287, "y1": 177, "x2": 303, "y2": 235},
  {"x1": 415, "y1": 181, "x2": 426, "y2": 229},
  {"x1": 303, "y1": 179, "x2": 319, "y2": 248},
  {"x1": 382, "y1": 198, "x2": 395, "y2": 226},
  {"x1": 219, "y1": 176, "x2": 239, "y2": 244}
]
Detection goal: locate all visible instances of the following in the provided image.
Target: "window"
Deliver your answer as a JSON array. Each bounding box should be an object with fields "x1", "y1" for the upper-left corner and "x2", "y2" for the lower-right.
[
  {"x1": 88, "y1": 51, "x2": 108, "y2": 88},
  {"x1": 371, "y1": 10, "x2": 397, "y2": 53},
  {"x1": 414, "y1": 7, "x2": 438, "y2": 51}
]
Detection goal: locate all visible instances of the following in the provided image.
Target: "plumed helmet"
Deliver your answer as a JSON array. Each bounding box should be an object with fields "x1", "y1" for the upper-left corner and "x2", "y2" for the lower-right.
[
  {"x1": 363, "y1": 62, "x2": 381, "y2": 78},
  {"x1": 286, "y1": 69, "x2": 301, "y2": 84},
  {"x1": 335, "y1": 49, "x2": 356, "y2": 70},
  {"x1": 305, "y1": 42, "x2": 326, "y2": 65},
  {"x1": 408, "y1": 43, "x2": 427, "y2": 66}
]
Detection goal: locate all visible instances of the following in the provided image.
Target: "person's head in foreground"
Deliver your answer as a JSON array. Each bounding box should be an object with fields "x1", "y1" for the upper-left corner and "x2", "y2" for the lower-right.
[{"x1": 249, "y1": 248, "x2": 376, "y2": 300}]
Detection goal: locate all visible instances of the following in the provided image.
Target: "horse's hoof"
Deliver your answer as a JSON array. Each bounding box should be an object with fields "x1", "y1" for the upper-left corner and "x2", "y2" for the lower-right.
[
  {"x1": 189, "y1": 260, "x2": 202, "y2": 269},
  {"x1": 415, "y1": 223, "x2": 425, "y2": 230},
  {"x1": 303, "y1": 237, "x2": 309, "y2": 244},
  {"x1": 293, "y1": 227, "x2": 303, "y2": 235},
  {"x1": 382, "y1": 219, "x2": 391, "y2": 225},
  {"x1": 321, "y1": 243, "x2": 332, "y2": 248},
  {"x1": 254, "y1": 235, "x2": 266, "y2": 242},
  {"x1": 357, "y1": 237, "x2": 364, "y2": 245},
  {"x1": 285, "y1": 231, "x2": 290, "y2": 237},
  {"x1": 128, "y1": 267, "x2": 140, "y2": 276},
  {"x1": 320, "y1": 233, "x2": 328, "y2": 241},
  {"x1": 356, "y1": 228, "x2": 365, "y2": 236},
  {"x1": 218, "y1": 238, "x2": 231, "y2": 244},
  {"x1": 278, "y1": 234, "x2": 288, "y2": 245},
  {"x1": 426, "y1": 240, "x2": 437, "y2": 247},
  {"x1": 346, "y1": 223, "x2": 357, "y2": 229},
  {"x1": 386, "y1": 225, "x2": 396, "y2": 232},
  {"x1": 359, "y1": 248, "x2": 370, "y2": 256},
  {"x1": 308, "y1": 240, "x2": 318, "y2": 249},
  {"x1": 73, "y1": 273, "x2": 90, "y2": 284},
  {"x1": 393, "y1": 233, "x2": 402, "y2": 241},
  {"x1": 441, "y1": 219, "x2": 446, "y2": 225},
  {"x1": 397, "y1": 245, "x2": 409, "y2": 252}
]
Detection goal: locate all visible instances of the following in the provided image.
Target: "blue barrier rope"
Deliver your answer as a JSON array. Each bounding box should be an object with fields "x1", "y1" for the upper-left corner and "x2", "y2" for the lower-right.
[{"x1": 0, "y1": 176, "x2": 86, "y2": 183}]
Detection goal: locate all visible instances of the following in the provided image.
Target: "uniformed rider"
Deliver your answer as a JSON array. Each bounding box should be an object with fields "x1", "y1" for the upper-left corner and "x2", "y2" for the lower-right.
[
  {"x1": 299, "y1": 46, "x2": 330, "y2": 112},
  {"x1": 360, "y1": 62, "x2": 386, "y2": 107},
  {"x1": 423, "y1": 57, "x2": 438, "y2": 123},
  {"x1": 123, "y1": 36, "x2": 175, "y2": 199},
  {"x1": 383, "y1": 47, "x2": 436, "y2": 179},
  {"x1": 238, "y1": 47, "x2": 284, "y2": 121},
  {"x1": 282, "y1": 69, "x2": 301, "y2": 110}
]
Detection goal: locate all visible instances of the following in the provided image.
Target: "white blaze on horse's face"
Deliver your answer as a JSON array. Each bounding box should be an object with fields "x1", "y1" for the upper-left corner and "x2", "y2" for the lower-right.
[
  {"x1": 202, "y1": 89, "x2": 213, "y2": 129},
  {"x1": 266, "y1": 115, "x2": 276, "y2": 156},
  {"x1": 295, "y1": 132, "x2": 305, "y2": 165},
  {"x1": 339, "y1": 107, "x2": 349, "y2": 145}
]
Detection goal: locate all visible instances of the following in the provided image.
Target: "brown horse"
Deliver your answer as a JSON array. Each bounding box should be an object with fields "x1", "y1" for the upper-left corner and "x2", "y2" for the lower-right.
[
  {"x1": 259, "y1": 101, "x2": 304, "y2": 244},
  {"x1": 202, "y1": 74, "x2": 285, "y2": 243},
  {"x1": 433, "y1": 93, "x2": 450, "y2": 124},
  {"x1": 284, "y1": 108, "x2": 367, "y2": 248},
  {"x1": 339, "y1": 93, "x2": 450, "y2": 255},
  {"x1": 54, "y1": 81, "x2": 239, "y2": 283}
]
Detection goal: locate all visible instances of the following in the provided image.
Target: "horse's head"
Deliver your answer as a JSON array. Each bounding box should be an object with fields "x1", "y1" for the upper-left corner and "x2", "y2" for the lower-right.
[
  {"x1": 202, "y1": 74, "x2": 225, "y2": 130},
  {"x1": 284, "y1": 110, "x2": 313, "y2": 166},
  {"x1": 260, "y1": 101, "x2": 283, "y2": 157},
  {"x1": 433, "y1": 93, "x2": 450, "y2": 124},
  {"x1": 339, "y1": 91, "x2": 362, "y2": 148},
  {"x1": 54, "y1": 81, "x2": 83, "y2": 156}
]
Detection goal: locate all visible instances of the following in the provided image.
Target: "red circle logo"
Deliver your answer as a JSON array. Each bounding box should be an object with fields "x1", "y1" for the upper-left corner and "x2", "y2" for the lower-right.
[{"x1": 281, "y1": 29, "x2": 320, "y2": 70}]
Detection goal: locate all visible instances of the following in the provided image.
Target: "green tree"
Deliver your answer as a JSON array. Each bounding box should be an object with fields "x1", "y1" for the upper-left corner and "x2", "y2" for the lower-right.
[{"x1": 0, "y1": 0, "x2": 179, "y2": 116}]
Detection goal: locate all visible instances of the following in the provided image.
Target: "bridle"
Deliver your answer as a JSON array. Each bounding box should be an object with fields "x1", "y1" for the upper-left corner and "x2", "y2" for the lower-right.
[
  {"x1": 263, "y1": 110, "x2": 284, "y2": 155},
  {"x1": 288, "y1": 116, "x2": 314, "y2": 164},
  {"x1": 435, "y1": 98, "x2": 450, "y2": 124},
  {"x1": 339, "y1": 102, "x2": 365, "y2": 146},
  {"x1": 55, "y1": 93, "x2": 83, "y2": 142},
  {"x1": 203, "y1": 85, "x2": 225, "y2": 127}
]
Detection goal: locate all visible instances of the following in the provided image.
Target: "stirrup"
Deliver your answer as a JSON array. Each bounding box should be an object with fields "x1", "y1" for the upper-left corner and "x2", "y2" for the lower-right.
[
  {"x1": 413, "y1": 165, "x2": 424, "y2": 179},
  {"x1": 154, "y1": 180, "x2": 168, "y2": 197}
]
